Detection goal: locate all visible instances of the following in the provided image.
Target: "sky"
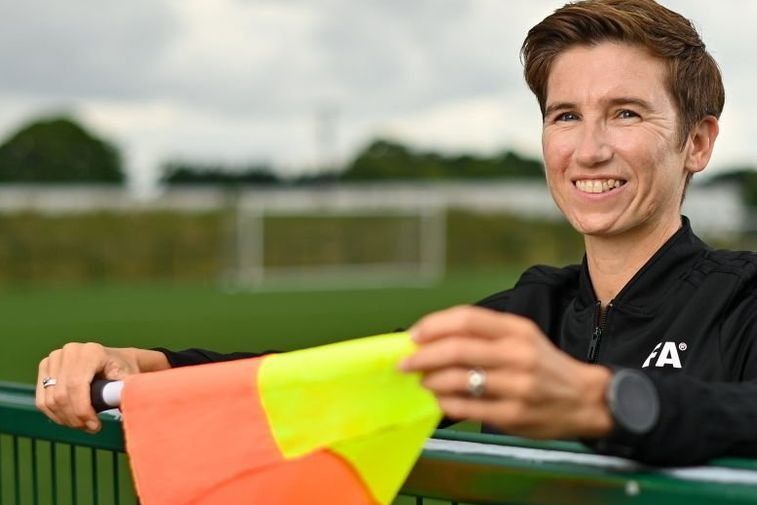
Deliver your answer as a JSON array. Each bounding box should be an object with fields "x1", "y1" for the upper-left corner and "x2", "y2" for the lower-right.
[{"x1": 1, "y1": 0, "x2": 756, "y2": 195}]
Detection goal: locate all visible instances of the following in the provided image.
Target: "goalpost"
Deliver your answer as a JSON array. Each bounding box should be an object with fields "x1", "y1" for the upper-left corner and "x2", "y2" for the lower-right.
[{"x1": 225, "y1": 196, "x2": 446, "y2": 290}]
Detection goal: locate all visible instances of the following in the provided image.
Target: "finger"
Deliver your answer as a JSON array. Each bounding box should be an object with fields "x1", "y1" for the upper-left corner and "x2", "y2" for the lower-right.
[
  {"x1": 35, "y1": 357, "x2": 48, "y2": 414},
  {"x1": 47, "y1": 346, "x2": 88, "y2": 430},
  {"x1": 58, "y1": 344, "x2": 102, "y2": 432},
  {"x1": 50, "y1": 349, "x2": 87, "y2": 429},
  {"x1": 401, "y1": 337, "x2": 500, "y2": 372},
  {"x1": 42, "y1": 350, "x2": 73, "y2": 427},
  {"x1": 436, "y1": 394, "x2": 526, "y2": 430},
  {"x1": 421, "y1": 368, "x2": 538, "y2": 401},
  {"x1": 421, "y1": 367, "x2": 497, "y2": 397},
  {"x1": 63, "y1": 378, "x2": 101, "y2": 433},
  {"x1": 435, "y1": 394, "x2": 502, "y2": 423},
  {"x1": 35, "y1": 357, "x2": 64, "y2": 425},
  {"x1": 403, "y1": 332, "x2": 542, "y2": 373},
  {"x1": 411, "y1": 306, "x2": 535, "y2": 344}
]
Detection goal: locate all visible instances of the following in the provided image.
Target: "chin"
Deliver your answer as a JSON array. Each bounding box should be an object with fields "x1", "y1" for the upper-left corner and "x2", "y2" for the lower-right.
[{"x1": 567, "y1": 214, "x2": 624, "y2": 237}]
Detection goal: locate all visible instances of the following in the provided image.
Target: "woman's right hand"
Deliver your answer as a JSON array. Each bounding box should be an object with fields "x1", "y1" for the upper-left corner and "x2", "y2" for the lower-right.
[{"x1": 35, "y1": 343, "x2": 169, "y2": 433}]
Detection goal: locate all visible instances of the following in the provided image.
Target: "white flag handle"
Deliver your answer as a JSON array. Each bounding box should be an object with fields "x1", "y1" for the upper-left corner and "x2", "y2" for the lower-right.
[{"x1": 90, "y1": 380, "x2": 123, "y2": 412}]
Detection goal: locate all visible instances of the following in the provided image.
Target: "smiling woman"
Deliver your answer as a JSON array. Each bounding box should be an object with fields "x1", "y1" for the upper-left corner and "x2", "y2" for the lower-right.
[
  {"x1": 541, "y1": 43, "x2": 717, "y2": 252},
  {"x1": 402, "y1": 0, "x2": 747, "y2": 467},
  {"x1": 29, "y1": 0, "x2": 757, "y2": 471}
]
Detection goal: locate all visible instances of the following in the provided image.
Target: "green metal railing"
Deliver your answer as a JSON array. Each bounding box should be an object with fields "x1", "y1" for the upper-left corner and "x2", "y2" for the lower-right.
[
  {"x1": 0, "y1": 382, "x2": 132, "y2": 505},
  {"x1": 3, "y1": 380, "x2": 757, "y2": 504}
]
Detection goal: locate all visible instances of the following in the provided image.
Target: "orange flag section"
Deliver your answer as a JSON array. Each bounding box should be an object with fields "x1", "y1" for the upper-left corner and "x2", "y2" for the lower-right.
[
  {"x1": 195, "y1": 451, "x2": 376, "y2": 504},
  {"x1": 121, "y1": 333, "x2": 442, "y2": 505}
]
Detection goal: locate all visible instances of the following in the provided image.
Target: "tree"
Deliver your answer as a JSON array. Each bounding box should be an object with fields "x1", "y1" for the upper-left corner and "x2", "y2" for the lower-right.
[
  {"x1": 341, "y1": 138, "x2": 544, "y2": 181},
  {"x1": 341, "y1": 139, "x2": 430, "y2": 180},
  {"x1": 706, "y1": 166, "x2": 757, "y2": 207},
  {"x1": 161, "y1": 161, "x2": 280, "y2": 186},
  {"x1": 0, "y1": 116, "x2": 124, "y2": 183}
]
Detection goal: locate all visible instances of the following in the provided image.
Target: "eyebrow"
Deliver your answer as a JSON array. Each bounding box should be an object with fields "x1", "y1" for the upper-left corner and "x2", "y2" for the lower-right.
[
  {"x1": 544, "y1": 97, "x2": 656, "y2": 118},
  {"x1": 544, "y1": 102, "x2": 575, "y2": 118},
  {"x1": 607, "y1": 97, "x2": 655, "y2": 111}
]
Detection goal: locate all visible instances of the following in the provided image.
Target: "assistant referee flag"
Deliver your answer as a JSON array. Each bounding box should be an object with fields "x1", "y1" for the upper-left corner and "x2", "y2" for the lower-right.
[{"x1": 120, "y1": 333, "x2": 442, "y2": 505}]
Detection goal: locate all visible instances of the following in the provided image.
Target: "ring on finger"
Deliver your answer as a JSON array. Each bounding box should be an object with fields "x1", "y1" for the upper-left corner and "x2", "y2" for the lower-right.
[
  {"x1": 467, "y1": 368, "x2": 486, "y2": 398},
  {"x1": 42, "y1": 377, "x2": 58, "y2": 388}
]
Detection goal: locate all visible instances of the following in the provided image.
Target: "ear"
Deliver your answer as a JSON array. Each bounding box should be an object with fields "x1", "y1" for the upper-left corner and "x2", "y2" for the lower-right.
[{"x1": 684, "y1": 116, "x2": 719, "y2": 175}]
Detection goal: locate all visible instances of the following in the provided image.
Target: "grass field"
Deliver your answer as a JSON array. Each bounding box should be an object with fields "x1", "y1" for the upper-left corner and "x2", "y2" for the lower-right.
[
  {"x1": 2, "y1": 270, "x2": 515, "y2": 504},
  {"x1": 0, "y1": 268, "x2": 522, "y2": 384}
]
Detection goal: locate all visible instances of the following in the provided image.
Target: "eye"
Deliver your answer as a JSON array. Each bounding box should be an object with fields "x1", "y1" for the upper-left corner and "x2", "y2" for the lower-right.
[
  {"x1": 617, "y1": 109, "x2": 639, "y2": 120},
  {"x1": 554, "y1": 112, "x2": 579, "y2": 122}
]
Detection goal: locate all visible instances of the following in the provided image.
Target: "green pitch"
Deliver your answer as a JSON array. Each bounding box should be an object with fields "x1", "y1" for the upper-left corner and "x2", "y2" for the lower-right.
[{"x1": 0, "y1": 269, "x2": 521, "y2": 384}]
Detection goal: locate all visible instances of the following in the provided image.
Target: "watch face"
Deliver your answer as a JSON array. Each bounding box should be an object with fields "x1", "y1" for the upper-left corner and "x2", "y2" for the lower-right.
[{"x1": 611, "y1": 369, "x2": 660, "y2": 434}]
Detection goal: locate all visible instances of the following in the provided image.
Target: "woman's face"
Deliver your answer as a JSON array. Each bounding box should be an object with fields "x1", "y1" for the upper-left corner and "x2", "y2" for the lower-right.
[{"x1": 541, "y1": 42, "x2": 700, "y2": 238}]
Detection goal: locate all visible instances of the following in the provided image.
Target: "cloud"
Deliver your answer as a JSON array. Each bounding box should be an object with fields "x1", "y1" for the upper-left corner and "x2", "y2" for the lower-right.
[
  {"x1": 375, "y1": 93, "x2": 541, "y2": 157},
  {"x1": 0, "y1": 0, "x2": 755, "y2": 193},
  {"x1": 0, "y1": 1, "x2": 178, "y2": 100}
]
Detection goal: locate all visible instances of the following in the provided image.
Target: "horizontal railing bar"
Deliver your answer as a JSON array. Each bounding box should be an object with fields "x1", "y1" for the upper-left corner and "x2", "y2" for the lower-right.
[
  {"x1": 5, "y1": 380, "x2": 757, "y2": 505},
  {"x1": 0, "y1": 382, "x2": 124, "y2": 452}
]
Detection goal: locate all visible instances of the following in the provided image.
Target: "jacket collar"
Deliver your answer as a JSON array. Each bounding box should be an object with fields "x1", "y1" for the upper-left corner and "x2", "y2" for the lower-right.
[{"x1": 576, "y1": 216, "x2": 710, "y2": 311}]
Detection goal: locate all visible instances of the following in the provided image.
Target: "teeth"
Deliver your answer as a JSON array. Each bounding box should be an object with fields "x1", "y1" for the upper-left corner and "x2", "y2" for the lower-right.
[{"x1": 575, "y1": 179, "x2": 625, "y2": 194}]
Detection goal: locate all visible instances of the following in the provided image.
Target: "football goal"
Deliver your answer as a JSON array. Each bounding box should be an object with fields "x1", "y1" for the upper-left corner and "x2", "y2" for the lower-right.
[{"x1": 225, "y1": 198, "x2": 446, "y2": 290}]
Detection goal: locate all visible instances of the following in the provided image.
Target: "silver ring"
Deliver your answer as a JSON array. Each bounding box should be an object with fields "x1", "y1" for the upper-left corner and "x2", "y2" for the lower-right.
[
  {"x1": 42, "y1": 377, "x2": 57, "y2": 388},
  {"x1": 467, "y1": 368, "x2": 486, "y2": 397}
]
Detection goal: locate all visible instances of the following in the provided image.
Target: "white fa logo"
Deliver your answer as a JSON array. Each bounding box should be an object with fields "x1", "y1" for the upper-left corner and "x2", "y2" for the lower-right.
[{"x1": 642, "y1": 341, "x2": 685, "y2": 369}]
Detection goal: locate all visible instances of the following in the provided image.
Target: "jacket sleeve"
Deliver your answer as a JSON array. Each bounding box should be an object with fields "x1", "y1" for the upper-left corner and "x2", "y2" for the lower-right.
[
  {"x1": 590, "y1": 299, "x2": 757, "y2": 465},
  {"x1": 151, "y1": 347, "x2": 274, "y2": 367},
  {"x1": 588, "y1": 371, "x2": 757, "y2": 465}
]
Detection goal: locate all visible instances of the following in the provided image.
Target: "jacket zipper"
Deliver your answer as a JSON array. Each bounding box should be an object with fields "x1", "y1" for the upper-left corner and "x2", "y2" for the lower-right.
[{"x1": 587, "y1": 301, "x2": 612, "y2": 363}]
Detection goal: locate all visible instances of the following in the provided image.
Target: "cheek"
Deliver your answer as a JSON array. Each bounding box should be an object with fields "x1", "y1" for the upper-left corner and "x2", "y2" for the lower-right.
[
  {"x1": 612, "y1": 128, "x2": 673, "y2": 170},
  {"x1": 615, "y1": 138, "x2": 688, "y2": 213},
  {"x1": 541, "y1": 133, "x2": 572, "y2": 176}
]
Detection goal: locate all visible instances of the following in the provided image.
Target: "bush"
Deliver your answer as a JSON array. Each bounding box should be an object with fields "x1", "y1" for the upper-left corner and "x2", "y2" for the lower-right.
[
  {"x1": 0, "y1": 210, "x2": 585, "y2": 285},
  {"x1": 0, "y1": 117, "x2": 124, "y2": 183}
]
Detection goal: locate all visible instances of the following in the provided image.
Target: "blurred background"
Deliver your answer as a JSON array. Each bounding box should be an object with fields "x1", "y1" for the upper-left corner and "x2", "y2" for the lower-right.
[{"x1": 2, "y1": 0, "x2": 757, "y2": 384}]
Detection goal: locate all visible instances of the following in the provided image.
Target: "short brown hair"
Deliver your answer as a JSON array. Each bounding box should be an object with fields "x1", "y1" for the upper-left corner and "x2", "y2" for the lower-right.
[{"x1": 521, "y1": 0, "x2": 724, "y2": 147}]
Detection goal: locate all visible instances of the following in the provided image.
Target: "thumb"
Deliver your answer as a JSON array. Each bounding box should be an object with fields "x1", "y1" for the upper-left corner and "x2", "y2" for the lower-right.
[{"x1": 102, "y1": 361, "x2": 130, "y2": 381}]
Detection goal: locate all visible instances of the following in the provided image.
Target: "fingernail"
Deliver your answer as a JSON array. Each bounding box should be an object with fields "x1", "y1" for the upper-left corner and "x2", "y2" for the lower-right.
[
  {"x1": 86, "y1": 421, "x2": 100, "y2": 433},
  {"x1": 409, "y1": 327, "x2": 420, "y2": 342},
  {"x1": 397, "y1": 358, "x2": 410, "y2": 372}
]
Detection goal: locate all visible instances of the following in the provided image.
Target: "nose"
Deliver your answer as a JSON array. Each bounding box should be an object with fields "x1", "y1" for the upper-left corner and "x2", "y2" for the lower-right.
[{"x1": 574, "y1": 119, "x2": 612, "y2": 167}]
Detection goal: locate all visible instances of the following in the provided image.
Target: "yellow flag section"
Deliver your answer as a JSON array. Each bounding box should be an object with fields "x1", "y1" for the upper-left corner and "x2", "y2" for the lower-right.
[
  {"x1": 121, "y1": 332, "x2": 442, "y2": 505},
  {"x1": 259, "y1": 333, "x2": 442, "y2": 505}
]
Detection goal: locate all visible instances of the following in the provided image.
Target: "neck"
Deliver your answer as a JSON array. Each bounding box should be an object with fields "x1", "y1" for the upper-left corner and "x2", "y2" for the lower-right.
[{"x1": 584, "y1": 215, "x2": 682, "y2": 305}]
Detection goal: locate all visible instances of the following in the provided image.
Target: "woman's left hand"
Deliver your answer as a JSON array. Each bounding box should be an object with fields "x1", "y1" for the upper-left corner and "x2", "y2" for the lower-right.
[{"x1": 400, "y1": 305, "x2": 613, "y2": 439}]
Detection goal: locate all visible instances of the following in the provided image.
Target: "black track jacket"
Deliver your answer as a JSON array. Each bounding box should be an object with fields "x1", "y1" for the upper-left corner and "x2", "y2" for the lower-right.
[
  {"x1": 477, "y1": 217, "x2": 757, "y2": 465},
  {"x1": 158, "y1": 217, "x2": 757, "y2": 465}
]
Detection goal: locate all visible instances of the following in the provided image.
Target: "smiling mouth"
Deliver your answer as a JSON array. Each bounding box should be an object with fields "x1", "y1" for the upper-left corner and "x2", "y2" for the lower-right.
[{"x1": 574, "y1": 178, "x2": 627, "y2": 194}]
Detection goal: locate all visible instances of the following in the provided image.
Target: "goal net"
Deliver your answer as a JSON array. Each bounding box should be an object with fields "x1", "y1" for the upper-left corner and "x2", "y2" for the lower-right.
[{"x1": 225, "y1": 198, "x2": 446, "y2": 290}]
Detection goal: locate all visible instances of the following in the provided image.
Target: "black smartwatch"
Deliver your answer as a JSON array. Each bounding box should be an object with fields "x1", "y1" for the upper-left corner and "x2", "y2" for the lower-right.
[{"x1": 606, "y1": 368, "x2": 660, "y2": 435}]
